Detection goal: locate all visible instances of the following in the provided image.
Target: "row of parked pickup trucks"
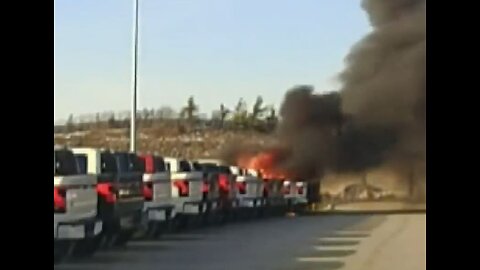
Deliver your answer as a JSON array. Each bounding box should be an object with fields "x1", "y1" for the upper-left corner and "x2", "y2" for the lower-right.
[{"x1": 53, "y1": 146, "x2": 308, "y2": 264}]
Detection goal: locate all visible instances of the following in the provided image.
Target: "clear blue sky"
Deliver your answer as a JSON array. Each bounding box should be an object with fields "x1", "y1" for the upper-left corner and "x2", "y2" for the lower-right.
[{"x1": 54, "y1": 0, "x2": 371, "y2": 123}]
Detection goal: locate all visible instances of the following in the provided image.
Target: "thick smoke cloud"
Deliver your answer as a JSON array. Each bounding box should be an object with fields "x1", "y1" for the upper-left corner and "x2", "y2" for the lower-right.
[
  {"x1": 275, "y1": 87, "x2": 341, "y2": 179},
  {"x1": 222, "y1": 0, "x2": 426, "y2": 196},
  {"x1": 339, "y1": 0, "x2": 426, "y2": 184}
]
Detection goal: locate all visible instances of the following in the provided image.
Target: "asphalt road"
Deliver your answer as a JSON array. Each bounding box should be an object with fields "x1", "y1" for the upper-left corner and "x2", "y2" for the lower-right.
[{"x1": 55, "y1": 212, "x2": 425, "y2": 270}]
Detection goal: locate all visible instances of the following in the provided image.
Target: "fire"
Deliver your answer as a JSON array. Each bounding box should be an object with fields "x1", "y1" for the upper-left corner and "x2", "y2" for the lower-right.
[{"x1": 237, "y1": 150, "x2": 288, "y2": 181}]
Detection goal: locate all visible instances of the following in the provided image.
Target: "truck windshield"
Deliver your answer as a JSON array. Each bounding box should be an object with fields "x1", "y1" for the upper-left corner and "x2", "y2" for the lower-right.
[
  {"x1": 218, "y1": 166, "x2": 232, "y2": 174},
  {"x1": 154, "y1": 157, "x2": 167, "y2": 172},
  {"x1": 101, "y1": 152, "x2": 117, "y2": 173},
  {"x1": 192, "y1": 161, "x2": 203, "y2": 171},
  {"x1": 179, "y1": 160, "x2": 192, "y2": 172},
  {"x1": 54, "y1": 150, "x2": 79, "y2": 176},
  {"x1": 128, "y1": 154, "x2": 145, "y2": 173},
  {"x1": 113, "y1": 153, "x2": 129, "y2": 173},
  {"x1": 74, "y1": 154, "x2": 88, "y2": 174},
  {"x1": 197, "y1": 163, "x2": 218, "y2": 173}
]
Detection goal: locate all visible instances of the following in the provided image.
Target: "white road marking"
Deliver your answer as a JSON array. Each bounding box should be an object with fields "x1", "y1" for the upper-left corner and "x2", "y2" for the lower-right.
[{"x1": 297, "y1": 257, "x2": 344, "y2": 263}]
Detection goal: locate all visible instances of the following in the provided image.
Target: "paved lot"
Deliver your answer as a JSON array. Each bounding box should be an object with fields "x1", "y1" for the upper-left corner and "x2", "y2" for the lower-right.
[{"x1": 55, "y1": 212, "x2": 425, "y2": 270}]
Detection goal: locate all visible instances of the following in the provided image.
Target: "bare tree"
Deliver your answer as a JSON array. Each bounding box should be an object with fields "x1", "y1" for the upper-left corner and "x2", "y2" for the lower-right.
[
  {"x1": 249, "y1": 96, "x2": 268, "y2": 129},
  {"x1": 180, "y1": 96, "x2": 199, "y2": 124},
  {"x1": 107, "y1": 114, "x2": 117, "y2": 128},
  {"x1": 140, "y1": 108, "x2": 153, "y2": 128},
  {"x1": 66, "y1": 114, "x2": 75, "y2": 132},
  {"x1": 232, "y1": 98, "x2": 248, "y2": 130},
  {"x1": 219, "y1": 103, "x2": 231, "y2": 128},
  {"x1": 95, "y1": 113, "x2": 101, "y2": 128},
  {"x1": 155, "y1": 106, "x2": 176, "y2": 119},
  {"x1": 265, "y1": 105, "x2": 279, "y2": 132}
]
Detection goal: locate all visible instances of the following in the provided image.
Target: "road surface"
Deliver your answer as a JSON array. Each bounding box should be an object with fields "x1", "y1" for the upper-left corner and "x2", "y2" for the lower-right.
[{"x1": 55, "y1": 213, "x2": 425, "y2": 270}]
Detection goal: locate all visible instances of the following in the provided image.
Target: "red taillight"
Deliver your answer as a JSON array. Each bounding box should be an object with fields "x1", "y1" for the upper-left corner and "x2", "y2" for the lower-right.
[
  {"x1": 140, "y1": 155, "x2": 155, "y2": 174},
  {"x1": 143, "y1": 182, "x2": 153, "y2": 201},
  {"x1": 97, "y1": 182, "x2": 117, "y2": 204},
  {"x1": 218, "y1": 174, "x2": 229, "y2": 192},
  {"x1": 202, "y1": 180, "x2": 209, "y2": 200},
  {"x1": 297, "y1": 186, "x2": 304, "y2": 195},
  {"x1": 283, "y1": 183, "x2": 291, "y2": 195},
  {"x1": 54, "y1": 187, "x2": 66, "y2": 213},
  {"x1": 202, "y1": 180, "x2": 209, "y2": 194},
  {"x1": 174, "y1": 180, "x2": 189, "y2": 197},
  {"x1": 237, "y1": 182, "x2": 246, "y2": 195}
]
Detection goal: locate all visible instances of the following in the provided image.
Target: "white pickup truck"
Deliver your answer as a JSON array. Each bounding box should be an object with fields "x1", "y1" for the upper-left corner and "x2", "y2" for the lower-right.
[
  {"x1": 282, "y1": 180, "x2": 308, "y2": 211},
  {"x1": 164, "y1": 157, "x2": 204, "y2": 229},
  {"x1": 72, "y1": 148, "x2": 144, "y2": 249},
  {"x1": 263, "y1": 178, "x2": 288, "y2": 216},
  {"x1": 230, "y1": 166, "x2": 264, "y2": 218},
  {"x1": 195, "y1": 159, "x2": 239, "y2": 223},
  {"x1": 138, "y1": 154, "x2": 175, "y2": 238},
  {"x1": 54, "y1": 147, "x2": 102, "y2": 264}
]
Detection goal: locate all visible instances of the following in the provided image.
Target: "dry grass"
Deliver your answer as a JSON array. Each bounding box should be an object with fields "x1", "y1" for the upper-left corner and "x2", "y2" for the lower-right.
[{"x1": 54, "y1": 127, "x2": 273, "y2": 159}]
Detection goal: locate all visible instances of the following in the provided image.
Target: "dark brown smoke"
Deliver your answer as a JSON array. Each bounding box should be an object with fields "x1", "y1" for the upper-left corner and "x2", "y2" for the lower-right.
[
  {"x1": 275, "y1": 87, "x2": 342, "y2": 179},
  {"x1": 338, "y1": 0, "x2": 426, "y2": 190},
  {"x1": 222, "y1": 0, "x2": 426, "y2": 196}
]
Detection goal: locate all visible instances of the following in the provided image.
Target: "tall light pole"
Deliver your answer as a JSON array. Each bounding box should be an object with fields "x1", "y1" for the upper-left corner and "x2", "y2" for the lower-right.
[{"x1": 130, "y1": 0, "x2": 139, "y2": 152}]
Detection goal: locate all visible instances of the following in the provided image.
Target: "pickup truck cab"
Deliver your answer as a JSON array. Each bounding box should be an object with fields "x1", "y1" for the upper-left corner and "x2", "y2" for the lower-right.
[
  {"x1": 164, "y1": 157, "x2": 204, "y2": 229},
  {"x1": 54, "y1": 147, "x2": 101, "y2": 263},
  {"x1": 138, "y1": 154, "x2": 174, "y2": 238},
  {"x1": 73, "y1": 149, "x2": 144, "y2": 248}
]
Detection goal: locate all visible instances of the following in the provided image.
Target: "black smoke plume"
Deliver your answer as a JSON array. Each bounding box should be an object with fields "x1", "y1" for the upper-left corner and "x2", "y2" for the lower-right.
[{"x1": 222, "y1": 0, "x2": 426, "y2": 196}]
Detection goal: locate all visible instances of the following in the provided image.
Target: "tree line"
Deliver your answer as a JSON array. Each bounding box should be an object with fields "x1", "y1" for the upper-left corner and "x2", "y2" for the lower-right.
[{"x1": 57, "y1": 96, "x2": 279, "y2": 134}]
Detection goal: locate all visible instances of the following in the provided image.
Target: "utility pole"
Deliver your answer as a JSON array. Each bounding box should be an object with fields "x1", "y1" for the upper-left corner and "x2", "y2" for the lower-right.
[{"x1": 130, "y1": 0, "x2": 139, "y2": 152}]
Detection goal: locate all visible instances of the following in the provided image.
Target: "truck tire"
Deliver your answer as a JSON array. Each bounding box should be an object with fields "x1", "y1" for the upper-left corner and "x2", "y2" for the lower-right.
[
  {"x1": 96, "y1": 232, "x2": 120, "y2": 250},
  {"x1": 54, "y1": 240, "x2": 74, "y2": 264},
  {"x1": 172, "y1": 214, "x2": 188, "y2": 232},
  {"x1": 143, "y1": 222, "x2": 161, "y2": 239},
  {"x1": 113, "y1": 230, "x2": 134, "y2": 247},
  {"x1": 152, "y1": 211, "x2": 172, "y2": 238},
  {"x1": 70, "y1": 236, "x2": 101, "y2": 258}
]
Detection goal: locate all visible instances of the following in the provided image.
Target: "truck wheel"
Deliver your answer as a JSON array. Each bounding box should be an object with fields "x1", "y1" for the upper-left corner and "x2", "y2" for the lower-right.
[
  {"x1": 54, "y1": 240, "x2": 74, "y2": 264},
  {"x1": 172, "y1": 215, "x2": 188, "y2": 232},
  {"x1": 153, "y1": 221, "x2": 168, "y2": 238},
  {"x1": 113, "y1": 230, "x2": 134, "y2": 247},
  {"x1": 71, "y1": 236, "x2": 101, "y2": 258},
  {"x1": 153, "y1": 212, "x2": 171, "y2": 238},
  {"x1": 142, "y1": 222, "x2": 162, "y2": 239},
  {"x1": 97, "y1": 232, "x2": 119, "y2": 250}
]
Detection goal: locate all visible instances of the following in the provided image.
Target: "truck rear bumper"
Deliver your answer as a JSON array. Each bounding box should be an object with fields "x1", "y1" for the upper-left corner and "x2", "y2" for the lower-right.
[
  {"x1": 208, "y1": 198, "x2": 240, "y2": 211},
  {"x1": 54, "y1": 218, "x2": 102, "y2": 240},
  {"x1": 182, "y1": 201, "x2": 205, "y2": 214},
  {"x1": 293, "y1": 198, "x2": 308, "y2": 205},
  {"x1": 144, "y1": 203, "x2": 175, "y2": 221},
  {"x1": 237, "y1": 197, "x2": 263, "y2": 208},
  {"x1": 267, "y1": 197, "x2": 287, "y2": 206}
]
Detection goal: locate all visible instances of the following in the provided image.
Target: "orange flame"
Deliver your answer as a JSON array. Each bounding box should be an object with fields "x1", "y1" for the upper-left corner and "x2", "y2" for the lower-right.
[{"x1": 237, "y1": 150, "x2": 288, "y2": 181}]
